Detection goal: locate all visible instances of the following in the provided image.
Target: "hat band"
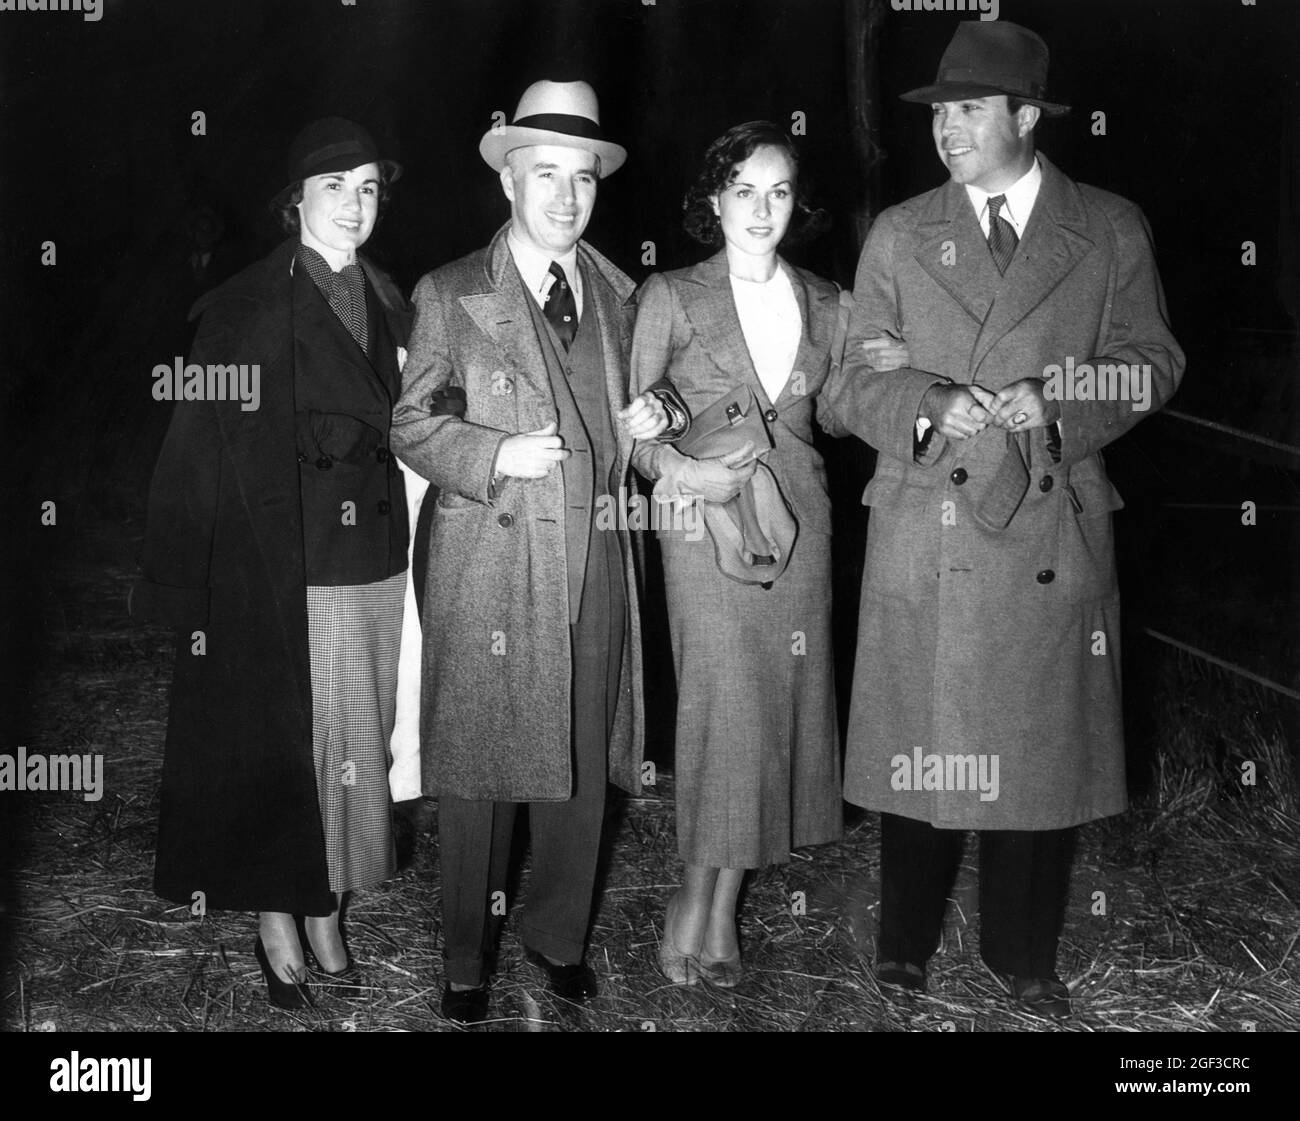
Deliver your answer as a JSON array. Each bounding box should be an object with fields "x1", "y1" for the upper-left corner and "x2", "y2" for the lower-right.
[
  {"x1": 300, "y1": 139, "x2": 378, "y2": 170},
  {"x1": 511, "y1": 112, "x2": 605, "y2": 141},
  {"x1": 937, "y1": 66, "x2": 1047, "y2": 99}
]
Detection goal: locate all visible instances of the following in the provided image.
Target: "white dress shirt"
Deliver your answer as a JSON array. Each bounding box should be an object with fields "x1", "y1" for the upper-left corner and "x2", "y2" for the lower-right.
[
  {"x1": 965, "y1": 156, "x2": 1042, "y2": 238},
  {"x1": 730, "y1": 265, "x2": 801, "y2": 404},
  {"x1": 506, "y1": 229, "x2": 584, "y2": 318}
]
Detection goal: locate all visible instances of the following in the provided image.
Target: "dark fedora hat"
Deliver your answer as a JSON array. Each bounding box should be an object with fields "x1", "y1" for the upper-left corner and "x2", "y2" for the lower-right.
[
  {"x1": 900, "y1": 21, "x2": 1070, "y2": 116},
  {"x1": 273, "y1": 117, "x2": 402, "y2": 204}
]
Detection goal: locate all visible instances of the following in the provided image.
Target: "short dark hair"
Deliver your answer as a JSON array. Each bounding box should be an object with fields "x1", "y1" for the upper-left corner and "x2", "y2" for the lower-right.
[
  {"x1": 272, "y1": 165, "x2": 397, "y2": 236},
  {"x1": 682, "y1": 120, "x2": 828, "y2": 248}
]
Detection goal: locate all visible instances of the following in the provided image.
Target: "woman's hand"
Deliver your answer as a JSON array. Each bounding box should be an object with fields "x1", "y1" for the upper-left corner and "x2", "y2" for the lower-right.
[
  {"x1": 618, "y1": 392, "x2": 669, "y2": 440},
  {"x1": 654, "y1": 443, "x2": 757, "y2": 505},
  {"x1": 858, "y1": 332, "x2": 911, "y2": 373}
]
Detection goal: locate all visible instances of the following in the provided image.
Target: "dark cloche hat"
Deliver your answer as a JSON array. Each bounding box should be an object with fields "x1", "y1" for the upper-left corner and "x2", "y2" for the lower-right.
[
  {"x1": 274, "y1": 117, "x2": 402, "y2": 204},
  {"x1": 900, "y1": 21, "x2": 1070, "y2": 116}
]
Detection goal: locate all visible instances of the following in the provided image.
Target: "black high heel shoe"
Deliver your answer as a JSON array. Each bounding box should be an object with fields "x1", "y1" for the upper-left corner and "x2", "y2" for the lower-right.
[
  {"x1": 306, "y1": 951, "x2": 365, "y2": 997},
  {"x1": 253, "y1": 937, "x2": 312, "y2": 1010}
]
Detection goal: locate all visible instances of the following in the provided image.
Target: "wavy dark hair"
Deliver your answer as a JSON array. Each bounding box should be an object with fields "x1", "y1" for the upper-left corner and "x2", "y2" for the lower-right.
[
  {"x1": 271, "y1": 164, "x2": 397, "y2": 236},
  {"x1": 682, "y1": 120, "x2": 828, "y2": 248}
]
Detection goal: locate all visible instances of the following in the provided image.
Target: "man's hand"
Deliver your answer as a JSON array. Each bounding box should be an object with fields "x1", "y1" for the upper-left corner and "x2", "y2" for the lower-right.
[
  {"x1": 494, "y1": 421, "x2": 569, "y2": 479},
  {"x1": 654, "y1": 443, "x2": 757, "y2": 505},
  {"x1": 618, "y1": 392, "x2": 669, "y2": 440},
  {"x1": 858, "y1": 333, "x2": 911, "y2": 373},
  {"x1": 919, "y1": 383, "x2": 995, "y2": 440},
  {"x1": 986, "y1": 378, "x2": 1060, "y2": 430}
]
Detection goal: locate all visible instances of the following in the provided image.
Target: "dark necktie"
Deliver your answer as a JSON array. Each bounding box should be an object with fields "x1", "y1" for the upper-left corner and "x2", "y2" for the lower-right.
[
  {"x1": 544, "y1": 261, "x2": 578, "y2": 351},
  {"x1": 987, "y1": 194, "x2": 1019, "y2": 276}
]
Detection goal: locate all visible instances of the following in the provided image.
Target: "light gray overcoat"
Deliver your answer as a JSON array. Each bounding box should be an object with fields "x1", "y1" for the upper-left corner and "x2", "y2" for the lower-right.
[
  {"x1": 829, "y1": 153, "x2": 1185, "y2": 830},
  {"x1": 391, "y1": 225, "x2": 645, "y2": 801}
]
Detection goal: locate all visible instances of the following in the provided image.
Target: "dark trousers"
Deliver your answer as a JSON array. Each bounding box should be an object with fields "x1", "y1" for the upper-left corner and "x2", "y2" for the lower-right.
[
  {"x1": 437, "y1": 530, "x2": 626, "y2": 987},
  {"x1": 878, "y1": 812, "x2": 1076, "y2": 978}
]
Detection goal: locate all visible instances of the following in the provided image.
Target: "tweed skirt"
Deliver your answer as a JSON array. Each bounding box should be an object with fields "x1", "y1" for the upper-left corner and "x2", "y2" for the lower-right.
[
  {"x1": 307, "y1": 572, "x2": 404, "y2": 894},
  {"x1": 659, "y1": 522, "x2": 842, "y2": 869}
]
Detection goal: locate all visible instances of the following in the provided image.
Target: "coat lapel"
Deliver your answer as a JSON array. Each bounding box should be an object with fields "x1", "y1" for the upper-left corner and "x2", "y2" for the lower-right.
[
  {"x1": 458, "y1": 226, "x2": 554, "y2": 406},
  {"x1": 912, "y1": 179, "x2": 997, "y2": 329},
  {"x1": 970, "y1": 153, "x2": 1096, "y2": 372},
  {"x1": 677, "y1": 251, "x2": 771, "y2": 404},
  {"x1": 576, "y1": 238, "x2": 637, "y2": 474}
]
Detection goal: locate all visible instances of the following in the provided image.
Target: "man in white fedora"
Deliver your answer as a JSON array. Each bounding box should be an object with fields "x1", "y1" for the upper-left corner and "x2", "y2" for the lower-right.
[{"x1": 391, "y1": 79, "x2": 687, "y2": 1023}]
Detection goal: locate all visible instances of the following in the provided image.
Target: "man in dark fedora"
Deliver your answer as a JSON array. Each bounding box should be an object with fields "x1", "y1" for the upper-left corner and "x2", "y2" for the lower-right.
[
  {"x1": 830, "y1": 21, "x2": 1184, "y2": 1016},
  {"x1": 391, "y1": 79, "x2": 686, "y2": 1023}
]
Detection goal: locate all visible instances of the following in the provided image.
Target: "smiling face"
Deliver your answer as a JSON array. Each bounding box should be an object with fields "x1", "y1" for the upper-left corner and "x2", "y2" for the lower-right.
[
  {"x1": 710, "y1": 144, "x2": 796, "y2": 264},
  {"x1": 931, "y1": 96, "x2": 1038, "y2": 192},
  {"x1": 500, "y1": 144, "x2": 599, "y2": 256},
  {"x1": 296, "y1": 162, "x2": 380, "y2": 267}
]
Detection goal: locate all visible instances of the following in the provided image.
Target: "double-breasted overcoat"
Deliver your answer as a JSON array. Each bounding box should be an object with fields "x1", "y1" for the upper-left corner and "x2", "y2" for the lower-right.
[{"x1": 830, "y1": 154, "x2": 1185, "y2": 830}]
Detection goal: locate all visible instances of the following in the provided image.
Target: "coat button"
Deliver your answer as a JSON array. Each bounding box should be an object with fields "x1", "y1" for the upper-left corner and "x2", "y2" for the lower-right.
[
  {"x1": 950, "y1": 467, "x2": 968, "y2": 485},
  {"x1": 1036, "y1": 569, "x2": 1056, "y2": 584},
  {"x1": 1039, "y1": 474, "x2": 1054, "y2": 492},
  {"x1": 497, "y1": 513, "x2": 514, "y2": 529},
  {"x1": 764, "y1": 408, "x2": 778, "y2": 423},
  {"x1": 316, "y1": 456, "x2": 333, "y2": 470},
  {"x1": 376, "y1": 447, "x2": 390, "y2": 463},
  {"x1": 377, "y1": 500, "x2": 391, "y2": 515},
  {"x1": 297, "y1": 453, "x2": 308, "y2": 464}
]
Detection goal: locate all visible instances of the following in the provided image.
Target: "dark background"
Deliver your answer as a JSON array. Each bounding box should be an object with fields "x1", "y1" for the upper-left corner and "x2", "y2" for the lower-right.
[{"x1": 1, "y1": 0, "x2": 1297, "y2": 767}]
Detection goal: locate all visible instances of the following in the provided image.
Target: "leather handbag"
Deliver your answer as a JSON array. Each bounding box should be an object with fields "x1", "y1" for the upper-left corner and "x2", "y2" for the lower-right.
[{"x1": 675, "y1": 385, "x2": 797, "y2": 584}]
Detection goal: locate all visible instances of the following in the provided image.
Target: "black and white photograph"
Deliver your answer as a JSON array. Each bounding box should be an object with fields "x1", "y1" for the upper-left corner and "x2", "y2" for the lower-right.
[{"x1": 1, "y1": 0, "x2": 1296, "y2": 1080}]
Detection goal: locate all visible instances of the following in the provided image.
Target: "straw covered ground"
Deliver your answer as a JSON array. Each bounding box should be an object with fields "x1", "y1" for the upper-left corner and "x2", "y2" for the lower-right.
[{"x1": 3, "y1": 508, "x2": 1297, "y2": 1034}]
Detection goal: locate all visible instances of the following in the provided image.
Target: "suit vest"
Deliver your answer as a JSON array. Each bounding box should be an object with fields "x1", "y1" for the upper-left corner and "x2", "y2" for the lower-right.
[{"x1": 522, "y1": 266, "x2": 620, "y2": 625}]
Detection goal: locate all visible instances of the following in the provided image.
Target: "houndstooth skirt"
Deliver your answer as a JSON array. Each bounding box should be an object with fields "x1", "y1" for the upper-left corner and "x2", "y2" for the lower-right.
[{"x1": 307, "y1": 573, "x2": 405, "y2": 894}]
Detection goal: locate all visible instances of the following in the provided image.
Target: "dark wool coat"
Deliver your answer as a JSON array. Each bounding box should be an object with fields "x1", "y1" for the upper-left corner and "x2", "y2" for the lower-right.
[
  {"x1": 133, "y1": 238, "x2": 411, "y2": 914},
  {"x1": 829, "y1": 153, "x2": 1185, "y2": 831},
  {"x1": 390, "y1": 225, "x2": 646, "y2": 801}
]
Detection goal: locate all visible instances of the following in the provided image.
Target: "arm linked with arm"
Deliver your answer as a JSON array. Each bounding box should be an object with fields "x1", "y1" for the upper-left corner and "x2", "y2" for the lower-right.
[
  {"x1": 389, "y1": 273, "x2": 511, "y2": 504},
  {"x1": 824, "y1": 209, "x2": 951, "y2": 466}
]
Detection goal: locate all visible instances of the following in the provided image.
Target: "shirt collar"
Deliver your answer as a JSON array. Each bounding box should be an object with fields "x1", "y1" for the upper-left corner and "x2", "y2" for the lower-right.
[
  {"x1": 965, "y1": 156, "x2": 1042, "y2": 236},
  {"x1": 506, "y1": 228, "x2": 580, "y2": 302}
]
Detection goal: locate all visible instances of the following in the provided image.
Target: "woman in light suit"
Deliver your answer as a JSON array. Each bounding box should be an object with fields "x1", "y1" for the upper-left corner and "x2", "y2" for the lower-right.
[{"x1": 630, "y1": 121, "x2": 876, "y2": 985}]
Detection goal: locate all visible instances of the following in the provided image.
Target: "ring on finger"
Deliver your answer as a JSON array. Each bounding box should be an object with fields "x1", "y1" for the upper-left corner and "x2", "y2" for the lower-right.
[{"x1": 1012, "y1": 411, "x2": 1029, "y2": 426}]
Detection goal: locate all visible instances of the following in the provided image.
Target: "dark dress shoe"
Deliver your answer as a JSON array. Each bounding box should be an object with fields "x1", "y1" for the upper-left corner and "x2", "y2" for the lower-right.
[
  {"x1": 1004, "y1": 975, "x2": 1072, "y2": 1018},
  {"x1": 875, "y1": 960, "x2": 926, "y2": 993},
  {"x1": 523, "y1": 947, "x2": 598, "y2": 1003},
  {"x1": 441, "y1": 984, "x2": 489, "y2": 1025},
  {"x1": 253, "y1": 938, "x2": 312, "y2": 1010}
]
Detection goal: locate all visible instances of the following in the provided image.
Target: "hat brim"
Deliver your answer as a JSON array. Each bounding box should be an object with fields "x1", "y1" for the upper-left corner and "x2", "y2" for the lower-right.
[
  {"x1": 271, "y1": 158, "x2": 403, "y2": 208},
  {"x1": 901, "y1": 82, "x2": 1070, "y2": 116},
  {"x1": 480, "y1": 126, "x2": 627, "y2": 178}
]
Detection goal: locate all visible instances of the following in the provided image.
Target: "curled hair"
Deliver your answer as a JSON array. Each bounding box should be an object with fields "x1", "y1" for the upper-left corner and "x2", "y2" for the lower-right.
[
  {"x1": 272, "y1": 164, "x2": 397, "y2": 236},
  {"x1": 682, "y1": 120, "x2": 828, "y2": 248}
]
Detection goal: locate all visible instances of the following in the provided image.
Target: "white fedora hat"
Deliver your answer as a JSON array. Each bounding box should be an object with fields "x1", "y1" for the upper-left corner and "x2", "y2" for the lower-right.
[{"x1": 479, "y1": 79, "x2": 627, "y2": 178}]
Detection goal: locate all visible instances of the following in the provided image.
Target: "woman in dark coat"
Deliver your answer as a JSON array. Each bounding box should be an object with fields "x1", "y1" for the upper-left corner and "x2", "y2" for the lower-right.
[
  {"x1": 630, "y1": 122, "x2": 892, "y2": 986},
  {"x1": 133, "y1": 119, "x2": 411, "y2": 1007}
]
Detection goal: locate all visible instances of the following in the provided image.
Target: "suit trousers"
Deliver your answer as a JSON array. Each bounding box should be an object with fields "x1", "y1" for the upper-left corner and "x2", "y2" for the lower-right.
[
  {"x1": 878, "y1": 812, "x2": 1076, "y2": 978},
  {"x1": 437, "y1": 526, "x2": 626, "y2": 987}
]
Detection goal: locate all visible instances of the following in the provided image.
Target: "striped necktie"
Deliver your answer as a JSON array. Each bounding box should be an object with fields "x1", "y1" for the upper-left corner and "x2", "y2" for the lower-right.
[{"x1": 987, "y1": 194, "x2": 1019, "y2": 276}]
